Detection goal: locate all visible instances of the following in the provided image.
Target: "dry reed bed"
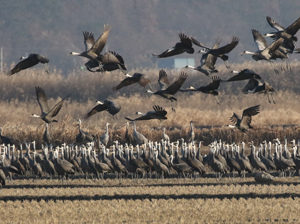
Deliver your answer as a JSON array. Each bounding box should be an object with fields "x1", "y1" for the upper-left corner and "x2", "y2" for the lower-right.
[{"x1": 0, "y1": 61, "x2": 300, "y2": 144}]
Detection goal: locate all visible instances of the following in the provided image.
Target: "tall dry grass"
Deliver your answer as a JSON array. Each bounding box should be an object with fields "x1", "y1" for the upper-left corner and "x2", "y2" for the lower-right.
[{"x1": 1, "y1": 61, "x2": 300, "y2": 144}]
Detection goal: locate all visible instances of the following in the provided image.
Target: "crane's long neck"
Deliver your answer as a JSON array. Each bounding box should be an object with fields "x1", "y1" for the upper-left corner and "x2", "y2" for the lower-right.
[
  {"x1": 243, "y1": 50, "x2": 256, "y2": 55},
  {"x1": 32, "y1": 114, "x2": 41, "y2": 118},
  {"x1": 190, "y1": 122, "x2": 194, "y2": 131},
  {"x1": 70, "y1": 51, "x2": 81, "y2": 56}
]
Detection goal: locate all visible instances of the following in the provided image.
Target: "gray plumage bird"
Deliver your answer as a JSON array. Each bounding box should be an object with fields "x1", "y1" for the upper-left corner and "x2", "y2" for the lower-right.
[
  {"x1": 76, "y1": 119, "x2": 94, "y2": 145},
  {"x1": 8, "y1": 54, "x2": 49, "y2": 76},
  {"x1": 147, "y1": 72, "x2": 188, "y2": 102},
  {"x1": 242, "y1": 29, "x2": 286, "y2": 61},
  {"x1": 85, "y1": 100, "x2": 121, "y2": 119},
  {"x1": 125, "y1": 105, "x2": 167, "y2": 121},
  {"x1": 227, "y1": 69, "x2": 261, "y2": 82},
  {"x1": 0, "y1": 168, "x2": 6, "y2": 186},
  {"x1": 113, "y1": 73, "x2": 151, "y2": 91},
  {"x1": 32, "y1": 86, "x2": 65, "y2": 123},
  {"x1": 132, "y1": 121, "x2": 148, "y2": 145},
  {"x1": 185, "y1": 41, "x2": 219, "y2": 76},
  {"x1": 70, "y1": 25, "x2": 111, "y2": 63},
  {"x1": 265, "y1": 16, "x2": 300, "y2": 53},
  {"x1": 198, "y1": 36, "x2": 239, "y2": 62},
  {"x1": 100, "y1": 123, "x2": 110, "y2": 146},
  {"x1": 153, "y1": 33, "x2": 202, "y2": 58},
  {"x1": 229, "y1": 105, "x2": 260, "y2": 132},
  {"x1": 43, "y1": 123, "x2": 51, "y2": 145}
]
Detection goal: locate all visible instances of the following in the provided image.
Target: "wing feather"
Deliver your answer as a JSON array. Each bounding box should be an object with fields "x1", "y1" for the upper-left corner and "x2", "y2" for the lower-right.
[
  {"x1": 179, "y1": 33, "x2": 193, "y2": 48},
  {"x1": 230, "y1": 113, "x2": 240, "y2": 125},
  {"x1": 242, "y1": 105, "x2": 260, "y2": 117},
  {"x1": 227, "y1": 69, "x2": 261, "y2": 82},
  {"x1": 266, "y1": 16, "x2": 285, "y2": 31},
  {"x1": 85, "y1": 103, "x2": 108, "y2": 118},
  {"x1": 165, "y1": 72, "x2": 188, "y2": 94},
  {"x1": 47, "y1": 99, "x2": 65, "y2": 118},
  {"x1": 285, "y1": 16, "x2": 300, "y2": 35},
  {"x1": 9, "y1": 57, "x2": 39, "y2": 75},
  {"x1": 252, "y1": 29, "x2": 268, "y2": 51},
  {"x1": 209, "y1": 37, "x2": 239, "y2": 55},
  {"x1": 91, "y1": 24, "x2": 111, "y2": 55},
  {"x1": 35, "y1": 86, "x2": 50, "y2": 113},
  {"x1": 83, "y1": 31, "x2": 95, "y2": 51}
]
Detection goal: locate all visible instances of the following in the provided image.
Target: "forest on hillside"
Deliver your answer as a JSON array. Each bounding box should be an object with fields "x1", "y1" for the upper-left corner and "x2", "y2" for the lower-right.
[{"x1": 0, "y1": 0, "x2": 299, "y2": 73}]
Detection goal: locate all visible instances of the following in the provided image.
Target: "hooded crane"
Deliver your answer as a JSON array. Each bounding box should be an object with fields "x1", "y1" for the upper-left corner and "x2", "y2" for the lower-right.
[
  {"x1": 153, "y1": 33, "x2": 202, "y2": 58},
  {"x1": 265, "y1": 16, "x2": 300, "y2": 53},
  {"x1": 180, "y1": 76, "x2": 222, "y2": 103},
  {"x1": 113, "y1": 73, "x2": 151, "y2": 91},
  {"x1": 70, "y1": 25, "x2": 110, "y2": 63},
  {"x1": 85, "y1": 99, "x2": 121, "y2": 119},
  {"x1": 147, "y1": 72, "x2": 188, "y2": 102},
  {"x1": 242, "y1": 79, "x2": 276, "y2": 104},
  {"x1": 8, "y1": 54, "x2": 49, "y2": 76},
  {"x1": 198, "y1": 36, "x2": 239, "y2": 63},
  {"x1": 75, "y1": 119, "x2": 94, "y2": 145},
  {"x1": 100, "y1": 123, "x2": 110, "y2": 146},
  {"x1": 86, "y1": 51, "x2": 127, "y2": 73},
  {"x1": 241, "y1": 29, "x2": 286, "y2": 61},
  {"x1": 185, "y1": 41, "x2": 219, "y2": 76},
  {"x1": 70, "y1": 25, "x2": 125, "y2": 72},
  {"x1": 32, "y1": 87, "x2": 65, "y2": 123},
  {"x1": 229, "y1": 105, "x2": 260, "y2": 132},
  {"x1": 226, "y1": 69, "x2": 262, "y2": 82},
  {"x1": 180, "y1": 76, "x2": 222, "y2": 96},
  {"x1": 226, "y1": 69, "x2": 275, "y2": 104},
  {"x1": 132, "y1": 121, "x2": 148, "y2": 145},
  {"x1": 125, "y1": 105, "x2": 167, "y2": 121}
]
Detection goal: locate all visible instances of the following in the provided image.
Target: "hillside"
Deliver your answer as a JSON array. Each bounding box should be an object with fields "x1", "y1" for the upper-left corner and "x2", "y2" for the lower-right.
[{"x1": 0, "y1": 0, "x2": 299, "y2": 73}]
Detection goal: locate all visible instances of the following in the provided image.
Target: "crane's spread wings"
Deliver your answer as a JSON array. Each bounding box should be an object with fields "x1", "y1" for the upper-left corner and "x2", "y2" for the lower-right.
[
  {"x1": 252, "y1": 29, "x2": 268, "y2": 51},
  {"x1": 101, "y1": 51, "x2": 124, "y2": 65},
  {"x1": 48, "y1": 98, "x2": 65, "y2": 118},
  {"x1": 266, "y1": 16, "x2": 285, "y2": 31},
  {"x1": 85, "y1": 103, "x2": 108, "y2": 118},
  {"x1": 83, "y1": 31, "x2": 95, "y2": 51},
  {"x1": 153, "y1": 47, "x2": 185, "y2": 58},
  {"x1": 242, "y1": 79, "x2": 260, "y2": 93},
  {"x1": 179, "y1": 33, "x2": 193, "y2": 48},
  {"x1": 285, "y1": 16, "x2": 300, "y2": 35},
  {"x1": 267, "y1": 37, "x2": 284, "y2": 52},
  {"x1": 91, "y1": 24, "x2": 111, "y2": 55},
  {"x1": 240, "y1": 105, "x2": 260, "y2": 129},
  {"x1": 153, "y1": 105, "x2": 167, "y2": 116},
  {"x1": 158, "y1": 69, "x2": 170, "y2": 90},
  {"x1": 209, "y1": 36, "x2": 239, "y2": 55},
  {"x1": 199, "y1": 76, "x2": 221, "y2": 91},
  {"x1": 9, "y1": 57, "x2": 38, "y2": 75},
  {"x1": 165, "y1": 72, "x2": 188, "y2": 94},
  {"x1": 227, "y1": 69, "x2": 261, "y2": 82},
  {"x1": 242, "y1": 105, "x2": 260, "y2": 117},
  {"x1": 35, "y1": 86, "x2": 50, "y2": 113},
  {"x1": 230, "y1": 113, "x2": 240, "y2": 125}
]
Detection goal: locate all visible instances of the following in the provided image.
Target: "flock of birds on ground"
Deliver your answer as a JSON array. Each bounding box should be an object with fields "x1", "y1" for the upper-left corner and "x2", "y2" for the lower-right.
[
  {"x1": 1, "y1": 16, "x2": 300, "y2": 184},
  {"x1": 0, "y1": 138, "x2": 300, "y2": 186}
]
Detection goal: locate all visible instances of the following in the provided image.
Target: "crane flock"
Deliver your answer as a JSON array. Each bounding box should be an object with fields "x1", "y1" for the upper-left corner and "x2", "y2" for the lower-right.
[{"x1": 1, "y1": 15, "x2": 300, "y2": 184}]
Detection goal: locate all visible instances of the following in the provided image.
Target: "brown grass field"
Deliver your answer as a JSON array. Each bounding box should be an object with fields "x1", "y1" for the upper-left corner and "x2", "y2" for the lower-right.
[
  {"x1": 0, "y1": 177, "x2": 300, "y2": 223},
  {"x1": 1, "y1": 61, "x2": 300, "y2": 223},
  {"x1": 0, "y1": 61, "x2": 300, "y2": 145}
]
